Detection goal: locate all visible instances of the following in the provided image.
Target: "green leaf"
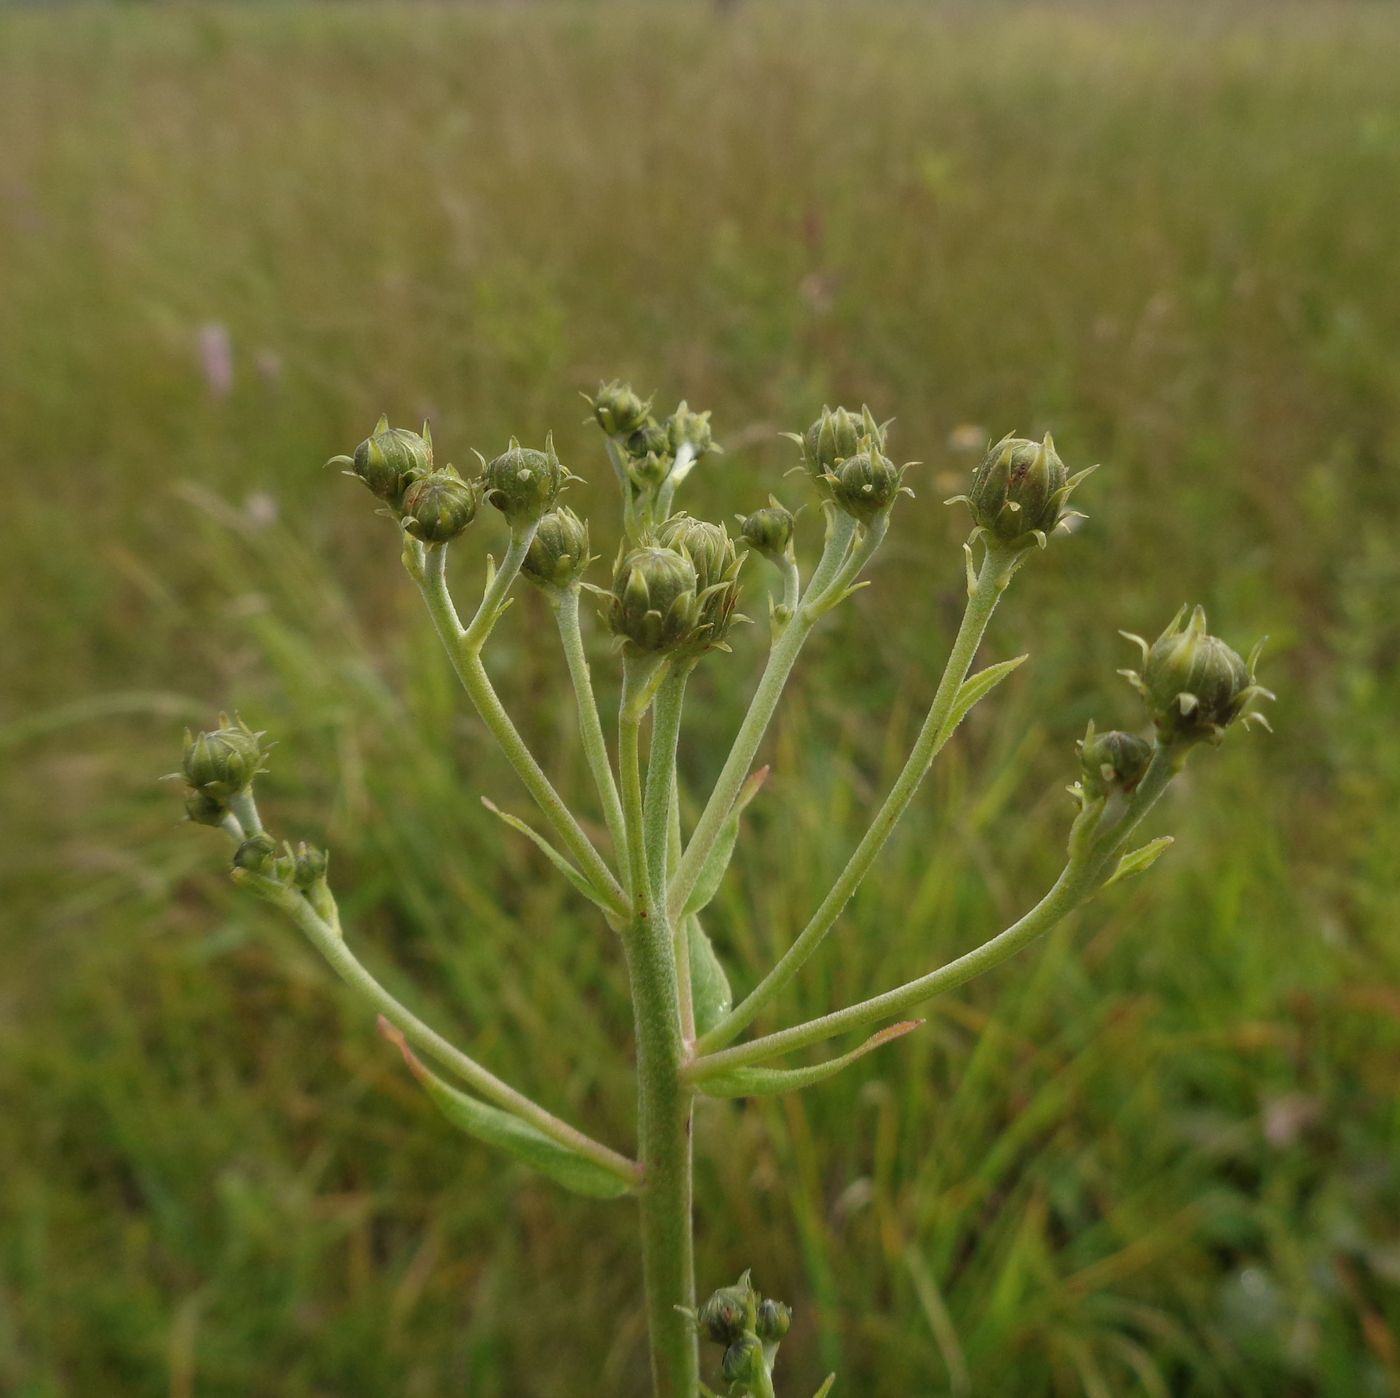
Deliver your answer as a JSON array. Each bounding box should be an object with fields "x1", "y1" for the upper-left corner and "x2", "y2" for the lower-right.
[
  {"x1": 812, "y1": 1376, "x2": 837, "y2": 1397},
  {"x1": 379, "y1": 1019, "x2": 632, "y2": 1200},
  {"x1": 688, "y1": 914, "x2": 733, "y2": 1037},
  {"x1": 1103, "y1": 835, "x2": 1174, "y2": 889},
  {"x1": 697, "y1": 1020, "x2": 923, "y2": 1100},
  {"x1": 937, "y1": 655, "x2": 1028, "y2": 745},
  {"x1": 481, "y1": 798, "x2": 614, "y2": 914},
  {"x1": 681, "y1": 766, "x2": 769, "y2": 918}
]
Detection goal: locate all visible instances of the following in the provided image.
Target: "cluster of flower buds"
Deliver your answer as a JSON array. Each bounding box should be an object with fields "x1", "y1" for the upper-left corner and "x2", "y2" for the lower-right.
[
  {"x1": 1120, "y1": 604, "x2": 1272, "y2": 745},
  {"x1": 695, "y1": 1272, "x2": 792, "y2": 1396},
  {"x1": 789, "y1": 404, "x2": 910, "y2": 526},
  {"x1": 607, "y1": 545, "x2": 702, "y2": 653},
  {"x1": 949, "y1": 432, "x2": 1094, "y2": 550},
  {"x1": 230, "y1": 832, "x2": 330, "y2": 890},
  {"x1": 173, "y1": 715, "x2": 270, "y2": 832},
  {"x1": 656, "y1": 514, "x2": 746, "y2": 654},
  {"x1": 329, "y1": 418, "x2": 578, "y2": 544},
  {"x1": 1076, "y1": 721, "x2": 1153, "y2": 801}
]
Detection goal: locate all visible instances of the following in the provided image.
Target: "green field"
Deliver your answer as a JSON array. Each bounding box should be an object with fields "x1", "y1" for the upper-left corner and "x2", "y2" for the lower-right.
[{"x1": 3, "y1": 3, "x2": 1400, "y2": 1394}]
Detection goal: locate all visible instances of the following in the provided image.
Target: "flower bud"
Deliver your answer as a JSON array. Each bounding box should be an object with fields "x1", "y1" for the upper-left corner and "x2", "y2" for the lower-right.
[
  {"x1": 182, "y1": 716, "x2": 268, "y2": 801},
  {"x1": 698, "y1": 1287, "x2": 748, "y2": 1345},
  {"x1": 957, "y1": 432, "x2": 1089, "y2": 549},
  {"x1": 1077, "y1": 722, "x2": 1153, "y2": 799},
  {"x1": 588, "y1": 380, "x2": 652, "y2": 437},
  {"x1": 342, "y1": 416, "x2": 433, "y2": 506},
  {"x1": 797, "y1": 404, "x2": 884, "y2": 482},
  {"x1": 625, "y1": 421, "x2": 672, "y2": 463},
  {"x1": 657, "y1": 514, "x2": 745, "y2": 653},
  {"x1": 608, "y1": 545, "x2": 699, "y2": 653},
  {"x1": 482, "y1": 436, "x2": 565, "y2": 523},
  {"x1": 755, "y1": 1298, "x2": 791, "y2": 1343},
  {"x1": 290, "y1": 842, "x2": 329, "y2": 890},
  {"x1": 740, "y1": 499, "x2": 795, "y2": 562},
  {"x1": 828, "y1": 447, "x2": 908, "y2": 524},
  {"x1": 1122, "y1": 605, "x2": 1272, "y2": 744},
  {"x1": 665, "y1": 401, "x2": 715, "y2": 458},
  {"x1": 522, "y1": 506, "x2": 591, "y2": 590},
  {"x1": 627, "y1": 450, "x2": 672, "y2": 491},
  {"x1": 232, "y1": 832, "x2": 278, "y2": 873},
  {"x1": 401, "y1": 468, "x2": 479, "y2": 545},
  {"x1": 184, "y1": 788, "x2": 229, "y2": 828},
  {"x1": 721, "y1": 1334, "x2": 766, "y2": 1386}
]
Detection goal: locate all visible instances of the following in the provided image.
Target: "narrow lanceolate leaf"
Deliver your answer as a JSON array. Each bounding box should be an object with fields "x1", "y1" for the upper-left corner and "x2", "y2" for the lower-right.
[
  {"x1": 681, "y1": 766, "x2": 769, "y2": 918},
  {"x1": 481, "y1": 798, "x2": 614, "y2": 914},
  {"x1": 688, "y1": 914, "x2": 733, "y2": 1037},
  {"x1": 1103, "y1": 835, "x2": 1174, "y2": 889},
  {"x1": 936, "y1": 655, "x2": 1028, "y2": 745},
  {"x1": 379, "y1": 1019, "x2": 632, "y2": 1200},
  {"x1": 697, "y1": 1020, "x2": 923, "y2": 1100},
  {"x1": 812, "y1": 1375, "x2": 837, "y2": 1397}
]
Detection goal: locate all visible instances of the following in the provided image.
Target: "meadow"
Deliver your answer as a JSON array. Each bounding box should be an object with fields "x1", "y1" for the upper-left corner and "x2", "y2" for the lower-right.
[{"x1": 2, "y1": 2, "x2": 1400, "y2": 1393}]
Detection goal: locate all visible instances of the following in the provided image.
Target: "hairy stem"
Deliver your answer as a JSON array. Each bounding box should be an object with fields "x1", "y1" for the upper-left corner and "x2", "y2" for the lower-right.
[
  {"x1": 689, "y1": 749, "x2": 1179, "y2": 1079},
  {"x1": 698, "y1": 541, "x2": 1017, "y2": 1051},
  {"x1": 409, "y1": 539, "x2": 627, "y2": 915},
  {"x1": 667, "y1": 511, "x2": 861, "y2": 921},
  {"x1": 554, "y1": 584, "x2": 631, "y2": 888},
  {"x1": 246, "y1": 878, "x2": 638, "y2": 1185}
]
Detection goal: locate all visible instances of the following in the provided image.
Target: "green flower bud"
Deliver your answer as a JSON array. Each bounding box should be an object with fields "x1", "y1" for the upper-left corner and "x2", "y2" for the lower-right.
[
  {"x1": 697, "y1": 1272, "x2": 757, "y2": 1345},
  {"x1": 1122, "y1": 605, "x2": 1273, "y2": 744},
  {"x1": 341, "y1": 416, "x2": 433, "y2": 506},
  {"x1": 290, "y1": 842, "x2": 329, "y2": 890},
  {"x1": 957, "y1": 432, "x2": 1089, "y2": 549},
  {"x1": 721, "y1": 1334, "x2": 765, "y2": 1386},
  {"x1": 755, "y1": 1298, "x2": 791, "y2": 1343},
  {"x1": 1077, "y1": 722, "x2": 1153, "y2": 799},
  {"x1": 182, "y1": 716, "x2": 268, "y2": 801},
  {"x1": 232, "y1": 832, "x2": 278, "y2": 873},
  {"x1": 482, "y1": 436, "x2": 565, "y2": 523},
  {"x1": 828, "y1": 447, "x2": 908, "y2": 524},
  {"x1": 740, "y1": 499, "x2": 795, "y2": 562},
  {"x1": 625, "y1": 421, "x2": 672, "y2": 463},
  {"x1": 627, "y1": 450, "x2": 672, "y2": 491},
  {"x1": 665, "y1": 401, "x2": 715, "y2": 458},
  {"x1": 401, "y1": 467, "x2": 479, "y2": 545},
  {"x1": 608, "y1": 545, "x2": 700, "y2": 653},
  {"x1": 588, "y1": 380, "x2": 652, "y2": 437},
  {"x1": 184, "y1": 788, "x2": 229, "y2": 828},
  {"x1": 657, "y1": 514, "x2": 746, "y2": 653},
  {"x1": 798, "y1": 404, "x2": 884, "y2": 482},
  {"x1": 522, "y1": 506, "x2": 591, "y2": 590}
]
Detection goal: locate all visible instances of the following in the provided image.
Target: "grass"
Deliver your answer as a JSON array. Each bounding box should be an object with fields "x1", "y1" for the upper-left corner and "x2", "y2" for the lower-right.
[{"x1": 3, "y1": 2, "x2": 1400, "y2": 1393}]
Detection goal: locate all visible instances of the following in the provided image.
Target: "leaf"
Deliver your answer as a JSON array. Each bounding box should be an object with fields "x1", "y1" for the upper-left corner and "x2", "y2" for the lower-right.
[
  {"x1": 697, "y1": 1020, "x2": 923, "y2": 1100},
  {"x1": 481, "y1": 798, "x2": 614, "y2": 914},
  {"x1": 812, "y1": 1376, "x2": 837, "y2": 1397},
  {"x1": 1103, "y1": 835, "x2": 1174, "y2": 889},
  {"x1": 688, "y1": 914, "x2": 733, "y2": 1037},
  {"x1": 681, "y1": 766, "x2": 769, "y2": 919},
  {"x1": 378, "y1": 1018, "x2": 632, "y2": 1200},
  {"x1": 937, "y1": 655, "x2": 1028, "y2": 745}
]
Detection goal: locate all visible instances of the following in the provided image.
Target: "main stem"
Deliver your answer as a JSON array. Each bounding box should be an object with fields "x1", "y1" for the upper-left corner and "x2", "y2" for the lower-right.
[{"x1": 620, "y1": 657, "x2": 698, "y2": 1396}]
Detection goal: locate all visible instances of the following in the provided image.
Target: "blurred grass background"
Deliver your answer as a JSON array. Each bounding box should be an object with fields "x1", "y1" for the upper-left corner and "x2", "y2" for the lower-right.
[{"x1": 3, "y1": 2, "x2": 1400, "y2": 1394}]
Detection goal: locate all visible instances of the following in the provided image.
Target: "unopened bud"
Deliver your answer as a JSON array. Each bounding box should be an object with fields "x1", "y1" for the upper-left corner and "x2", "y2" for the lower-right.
[
  {"x1": 1122, "y1": 605, "x2": 1272, "y2": 744},
  {"x1": 482, "y1": 436, "x2": 566, "y2": 523},
  {"x1": 829, "y1": 448, "x2": 908, "y2": 524},
  {"x1": 697, "y1": 1272, "x2": 757, "y2": 1346},
  {"x1": 290, "y1": 842, "x2": 329, "y2": 890},
  {"x1": 740, "y1": 500, "x2": 794, "y2": 562},
  {"x1": 341, "y1": 416, "x2": 433, "y2": 507},
  {"x1": 402, "y1": 468, "x2": 479, "y2": 545},
  {"x1": 588, "y1": 380, "x2": 652, "y2": 437},
  {"x1": 522, "y1": 506, "x2": 591, "y2": 590},
  {"x1": 182, "y1": 716, "x2": 268, "y2": 801},
  {"x1": 798, "y1": 404, "x2": 884, "y2": 482},
  {"x1": 625, "y1": 421, "x2": 672, "y2": 463},
  {"x1": 665, "y1": 401, "x2": 716, "y2": 457},
  {"x1": 721, "y1": 1334, "x2": 766, "y2": 1386},
  {"x1": 608, "y1": 545, "x2": 699, "y2": 653},
  {"x1": 232, "y1": 832, "x2": 278, "y2": 873},
  {"x1": 184, "y1": 788, "x2": 229, "y2": 828},
  {"x1": 657, "y1": 514, "x2": 745, "y2": 653},
  {"x1": 755, "y1": 1298, "x2": 791, "y2": 1343},
  {"x1": 1077, "y1": 722, "x2": 1153, "y2": 799},
  {"x1": 957, "y1": 432, "x2": 1089, "y2": 549}
]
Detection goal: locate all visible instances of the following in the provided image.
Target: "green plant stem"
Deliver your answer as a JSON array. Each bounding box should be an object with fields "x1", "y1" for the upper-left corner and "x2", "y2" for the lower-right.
[
  {"x1": 645, "y1": 665, "x2": 690, "y2": 910},
  {"x1": 619, "y1": 653, "x2": 698, "y2": 1397},
  {"x1": 697, "y1": 541, "x2": 1018, "y2": 1052},
  {"x1": 553, "y1": 584, "x2": 631, "y2": 888},
  {"x1": 409, "y1": 539, "x2": 627, "y2": 916},
  {"x1": 244, "y1": 876, "x2": 639, "y2": 1186},
  {"x1": 668, "y1": 786, "x2": 695, "y2": 1043},
  {"x1": 688, "y1": 750, "x2": 1179, "y2": 1080},
  {"x1": 667, "y1": 511, "x2": 862, "y2": 922},
  {"x1": 227, "y1": 790, "x2": 263, "y2": 836}
]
